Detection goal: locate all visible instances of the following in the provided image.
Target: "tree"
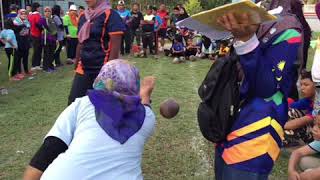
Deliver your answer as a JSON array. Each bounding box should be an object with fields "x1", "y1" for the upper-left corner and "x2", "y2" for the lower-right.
[
  {"x1": 201, "y1": 0, "x2": 231, "y2": 10},
  {"x1": 184, "y1": 0, "x2": 203, "y2": 15}
]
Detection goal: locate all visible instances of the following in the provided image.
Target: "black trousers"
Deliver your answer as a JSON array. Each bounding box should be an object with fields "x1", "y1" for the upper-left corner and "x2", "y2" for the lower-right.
[
  {"x1": 31, "y1": 36, "x2": 43, "y2": 67},
  {"x1": 142, "y1": 32, "x2": 154, "y2": 54},
  {"x1": 17, "y1": 47, "x2": 30, "y2": 73},
  {"x1": 66, "y1": 38, "x2": 78, "y2": 59},
  {"x1": 54, "y1": 40, "x2": 64, "y2": 65},
  {"x1": 5, "y1": 48, "x2": 19, "y2": 77},
  {"x1": 68, "y1": 72, "x2": 98, "y2": 105},
  {"x1": 43, "y1": 42, "x2": 56, "y2": 71},
  {"x1": 121, "y1": 29, "x2": 132, "y2": 55},
  {"x1": 131, "y1": 28, "x2": 141, "y2": 46}
]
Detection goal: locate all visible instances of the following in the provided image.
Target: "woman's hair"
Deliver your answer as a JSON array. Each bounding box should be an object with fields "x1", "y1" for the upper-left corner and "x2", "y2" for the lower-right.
[
  {"x1": 31, "y1": 2, "x2": 40, "y2": 12},
  {"x1": 4, "y1": 19, "x2": 14, "y2": 29},
  {"x1": 52, "y1": 5, "x2": 61, "y2": 16},
  {"x1": 300, "y1": 69, "x2": 312, "y2": 81}
]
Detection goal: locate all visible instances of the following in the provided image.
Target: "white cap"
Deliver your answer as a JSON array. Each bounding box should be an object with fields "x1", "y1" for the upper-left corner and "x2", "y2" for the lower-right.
[
  {"x1": 118, "y1": 0, "x2": 125, "y2": 5},
  {"x1": 69, "y1": 4, "x2": 77, "y2": 11}
]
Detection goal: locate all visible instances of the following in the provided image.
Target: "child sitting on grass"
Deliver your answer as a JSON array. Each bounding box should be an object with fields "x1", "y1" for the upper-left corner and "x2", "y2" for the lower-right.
[
  {"x1": 185, "y1": 38, "x2": 199, "y2": 61},
  {"x1": 284, "y1": 70, "x2": 316, "y2": 146},
  {"x1": 171, "y1": 39, "x2": 185, "y2": 64},
  {"x1": 218, "y1": 40, "x2": 230, "y2": 58},
  {"x1": 200, "y1": 36, "x2": 216, "y2": 60},
  {"x1": 0, "y1": 19, "x2": 20, "y2": 81},
  {"x1": 288, "y1": 115, "x2": 320, "y2": 180}
]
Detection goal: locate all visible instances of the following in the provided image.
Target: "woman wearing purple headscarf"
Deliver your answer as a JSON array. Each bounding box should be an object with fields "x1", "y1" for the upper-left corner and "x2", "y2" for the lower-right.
[
  {"x1": 68, "y1": 0, "x2": 126, "y2": 105},
  {"x1": 23, "y1": 60, "x2": 156, "y2": 180}
]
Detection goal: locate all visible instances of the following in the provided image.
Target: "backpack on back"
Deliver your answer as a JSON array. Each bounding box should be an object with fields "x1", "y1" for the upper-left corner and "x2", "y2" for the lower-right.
[{"x1": 197, "y1": 52, "x2": 240, "y2": 143}]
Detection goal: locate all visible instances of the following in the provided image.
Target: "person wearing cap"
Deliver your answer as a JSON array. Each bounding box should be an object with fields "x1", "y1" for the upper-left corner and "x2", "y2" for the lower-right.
[
  {"x1": 63, "y1": 4, "x2": 79, "y2": 64},
  {"x1": 67, "y1": 0, "x2": 125, "y2": 105},
  {"x1": 28, "y1": 2, "x2": 43, "y2": 71},
  {"x1": 116, "y1": 0, "x2": 132, "y2": 55}
]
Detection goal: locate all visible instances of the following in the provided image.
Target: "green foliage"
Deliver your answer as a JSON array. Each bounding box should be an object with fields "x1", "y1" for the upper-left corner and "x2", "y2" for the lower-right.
[
  {"x1": 184, "y1": 0, "x2": 203, "y2": 15},
  {"x1": 201, "y1": 0, "x2": 231, "y2": 10}
]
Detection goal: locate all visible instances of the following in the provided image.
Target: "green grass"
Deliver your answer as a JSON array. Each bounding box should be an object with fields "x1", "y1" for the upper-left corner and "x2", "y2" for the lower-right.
[{"x1": 0, "y1": 31, "x2": 318, "y2": 179}]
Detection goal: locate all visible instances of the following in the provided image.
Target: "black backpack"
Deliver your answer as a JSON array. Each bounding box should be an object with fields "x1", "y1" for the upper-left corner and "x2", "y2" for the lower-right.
[{"x1": 197, "y1": 52, "x2": 240, "y2": 143}]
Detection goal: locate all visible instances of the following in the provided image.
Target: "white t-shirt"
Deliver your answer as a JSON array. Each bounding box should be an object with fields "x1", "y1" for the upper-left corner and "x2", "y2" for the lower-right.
[{"x1": 40, "y1": 96, "x2": 156, "y2": 180}]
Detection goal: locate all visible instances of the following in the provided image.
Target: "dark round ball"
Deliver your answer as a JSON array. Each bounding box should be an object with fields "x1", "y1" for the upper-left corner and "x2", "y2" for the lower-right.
[{"x1": 160, "y1": 99, "x2": 180, "y2": 119}]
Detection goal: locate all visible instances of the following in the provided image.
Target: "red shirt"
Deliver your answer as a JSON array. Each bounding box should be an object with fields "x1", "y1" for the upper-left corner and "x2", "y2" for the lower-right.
[
  {"x1": 28, "y1": 12, "x2": 42, "y2": 38},
  {"x1": 157, "y1": 10, "x2": 169, "y2": 29}
]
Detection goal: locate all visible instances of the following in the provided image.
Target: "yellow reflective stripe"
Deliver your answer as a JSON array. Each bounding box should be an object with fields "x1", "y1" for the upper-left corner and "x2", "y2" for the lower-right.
[
  {"x1": 227, "y1": 117, "x2": 272, "y2": 141},
  {"x1": 271, "y1": 119, "x2": 284, "y2": 140},
  {"x1": 222, "y1": 133, "x2": 281, "y2": 164},
  {"x1": 227, "y1": 117, "x2": 284, "y2": 141}
]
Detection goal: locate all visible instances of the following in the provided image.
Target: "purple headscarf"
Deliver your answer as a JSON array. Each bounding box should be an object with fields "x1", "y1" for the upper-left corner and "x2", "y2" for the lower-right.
[{"x1": 88, "y1": 60, "x2": 145, "y2": 144}]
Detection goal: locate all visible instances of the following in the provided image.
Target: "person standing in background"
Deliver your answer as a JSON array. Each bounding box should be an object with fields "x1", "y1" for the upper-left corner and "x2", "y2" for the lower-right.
[
  {"x1": 5, "y1": 4, "x2": 18, "y2": 20},
  {"x1": 13, "y1": 9, "x2": 32, "y2": 77},
  {"x1": 39, "y1": 7, "x2": 58, "y2": 73},
  {"x1": 170, "y1": 7, "x2": 180, "y2": 25},
  {"x1": 52, "y1": 5, "x2": 64, "y2": 67},
  {"x1": 79, "y1": 6, "x2": 85, "y2": 17},
  {"x1": 63, "y1": 5, "x2": 78, "y2": 64},
  {"x1": 130, "y1": 3, "x2": 143, "y2": 46},
  {"x1": 140, "y1": 6, "x2": 155, "y2": 58},
  {"x1": 26, "y1": 4, "x2": 32, "y2": 15},
  {"x1": 157, "y1": 4, "x2": 169, "y2": 52},
  {"x1": 29, "y1": 2, "x2": 43, "y2": 71},
  {"x1": 68, "y1": 0, "x2": 125, "y2": 105},
  {"x1": 117, "y1": 0, "x2": 132, "y2": 55},
  {"x1": 152, "y1": 6, "x2": 163, "y2": 55},
  {"x1": 0, "y1": 20, "x2": 19, "y2": 81}
]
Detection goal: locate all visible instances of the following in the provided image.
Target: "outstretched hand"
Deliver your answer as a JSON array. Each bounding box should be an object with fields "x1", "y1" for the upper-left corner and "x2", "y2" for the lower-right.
[
  {"x1": 140, "y1": 76, "x2": 156, "y2": 97},
  {"x1": 217, "y1": 13, "x2": 259, "y2": 42}
]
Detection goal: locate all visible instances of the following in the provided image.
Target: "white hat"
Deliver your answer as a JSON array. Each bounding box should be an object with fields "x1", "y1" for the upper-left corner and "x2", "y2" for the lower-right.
[
  {"x1": 118, "y1": 0, "x2": 125, "y2": 5},
  {"x1": 69, "y1": 4, "x2": 77, "y2": 11}
]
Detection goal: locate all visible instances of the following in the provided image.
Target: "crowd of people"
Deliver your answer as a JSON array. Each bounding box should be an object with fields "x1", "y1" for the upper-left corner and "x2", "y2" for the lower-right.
[
  {"x1": 0, "y1": 0, "x2": 320, "y2": 180},
  {"x1": 0, "y1": 1, "x2": 230, "y2": 83}
]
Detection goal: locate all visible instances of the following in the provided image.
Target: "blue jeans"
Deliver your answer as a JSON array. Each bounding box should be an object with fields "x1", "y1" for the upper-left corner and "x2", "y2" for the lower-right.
[{"x1": 214, "y1": 153, "x2": 269, "y2": 180}]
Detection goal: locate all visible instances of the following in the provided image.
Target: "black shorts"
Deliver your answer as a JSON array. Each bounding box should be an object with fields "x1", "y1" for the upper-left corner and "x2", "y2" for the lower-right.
[{"x1": 159, "y1": 28, "x2": 167, "y2": 39}]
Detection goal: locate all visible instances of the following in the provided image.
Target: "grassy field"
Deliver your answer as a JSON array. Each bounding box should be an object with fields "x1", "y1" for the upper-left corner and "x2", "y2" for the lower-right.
[{"x1": 0, "y1": 35, "x2": 317, "y2": 180}]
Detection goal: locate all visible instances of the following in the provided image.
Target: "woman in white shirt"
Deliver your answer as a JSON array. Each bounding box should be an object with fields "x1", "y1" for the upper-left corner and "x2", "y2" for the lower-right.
[{"x1": 23, "y1": 60, "x2": 156, "y2": 180}]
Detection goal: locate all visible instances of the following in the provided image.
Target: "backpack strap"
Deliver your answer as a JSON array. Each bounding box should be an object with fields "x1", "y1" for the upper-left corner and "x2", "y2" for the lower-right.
[{"x1": 101, "y1": 9, "x2": 112, "y2": 64}]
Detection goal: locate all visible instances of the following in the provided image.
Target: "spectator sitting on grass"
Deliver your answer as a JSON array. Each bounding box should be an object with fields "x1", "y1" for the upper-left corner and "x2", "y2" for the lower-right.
[
  {"x1": 185, "y1": 38, "x2": 199, "y2": 61},
  {"x1": 288, "y1": 115, "x2": 320, "y2": 180},
  {"x1": 171, "y1": 38, "x2": 185, "y2": 63},
  {"x1": 284, "y1": 70, "x2": 316, "y2": 146}
]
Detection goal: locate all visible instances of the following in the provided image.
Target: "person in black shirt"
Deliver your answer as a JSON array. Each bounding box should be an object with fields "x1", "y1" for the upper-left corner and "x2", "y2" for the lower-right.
[
  {"x1": 130, "y1": 3, "x2": 143, "y2": 46},
  {"x1": 140, "y1": 6, "x2": 155, "y2": 58}
]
